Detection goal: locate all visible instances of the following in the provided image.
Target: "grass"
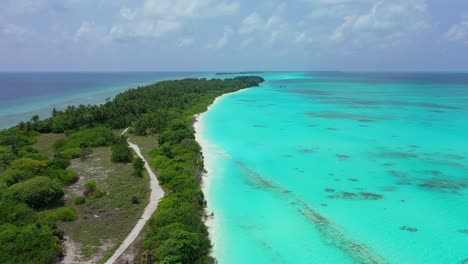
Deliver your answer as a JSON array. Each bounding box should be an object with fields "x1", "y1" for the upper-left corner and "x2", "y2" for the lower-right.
[
  {"x1": 59, "y1": 147, "x2": 150, "y2": 263},
  {"x1": 32, "y1": 133, "x2": 66, "y2": 157}
]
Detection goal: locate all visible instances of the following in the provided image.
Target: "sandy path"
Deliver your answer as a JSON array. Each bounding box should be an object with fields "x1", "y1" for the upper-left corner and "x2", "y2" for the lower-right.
[{"x1": 104, "y1": 128, "x2": 164, "y2": 264}]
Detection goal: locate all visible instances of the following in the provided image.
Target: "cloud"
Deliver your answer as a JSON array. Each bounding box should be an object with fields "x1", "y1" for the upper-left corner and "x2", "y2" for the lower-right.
[
  {"x1": 74, "y1": 21, "x2": 95, "y2": 41},
  {"x1": 446, "y1": 15, "x2": 468, "y2": 44},
  {"x1": 141, "y1": 0, "x2": 239, "y2": 18},
  {"x1": 3, "y1": 0, "x2": 95, "y2": 14},
  {"x1": 206, "y1": 27, "x2": 233, "y2": 49},
  {"x1": 109, "y1": 19, "x2": 182, "y2": 41},
  {"x1": 120, "y1": 7, "x2": 137, "y2": 21},
  {"x1": 329, "y1": 0, "x2": 429, "y2": 46},
  {"x1": 108, "y1": 0, "x2": 239, "y2": 42},
  {"x1": 177, "y1": 37, "x2": 194, "y2": 47},
  {"x1": 295, "y1": 31, "x2": 313, "y2": 44},
  {"x1": 3, "y1": 24, "x2": 29, "y2": 38},
  {"x1": 238, "y1": 12, "x2": 263, "y2": 35},
  {"x1": 237, "y1": 12, "x2": 291, "y2": 47},
  {"x1": 240, "y1": 38, "x2": 253, "y2": 48}
]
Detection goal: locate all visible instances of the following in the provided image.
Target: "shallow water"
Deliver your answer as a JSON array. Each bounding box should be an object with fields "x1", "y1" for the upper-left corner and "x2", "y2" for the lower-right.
[{"x1": 199, "y1": 72, "x2": 468, "y2": 264}]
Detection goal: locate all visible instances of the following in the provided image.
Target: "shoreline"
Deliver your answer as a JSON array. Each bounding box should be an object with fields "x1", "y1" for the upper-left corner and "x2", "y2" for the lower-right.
[{"x1": 193, "y1": 88, "x2": 249, "y2": 260}]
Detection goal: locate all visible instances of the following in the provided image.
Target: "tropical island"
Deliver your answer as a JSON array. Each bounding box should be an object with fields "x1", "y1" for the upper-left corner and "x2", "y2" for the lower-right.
[{"x1": 0, "y1": 76, "x2": 264, "y2": 264}]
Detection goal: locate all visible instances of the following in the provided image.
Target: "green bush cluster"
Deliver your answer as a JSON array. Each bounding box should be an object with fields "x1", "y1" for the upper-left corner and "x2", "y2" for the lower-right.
[
  {"x1": 0, "y1": 128, "x2": 82, "y2": 263},
  {"x1": 133, "y1": 157, "x2": 145, "y2": 177},
  {"x1": 111, "y1": 136, "x2": 133, "y2": 163}
]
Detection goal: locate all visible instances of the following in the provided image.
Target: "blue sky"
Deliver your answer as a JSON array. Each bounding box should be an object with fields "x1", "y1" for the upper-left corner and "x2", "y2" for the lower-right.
[{"x1": 1, "y1": 0, "x2": 467, "y2": 71}]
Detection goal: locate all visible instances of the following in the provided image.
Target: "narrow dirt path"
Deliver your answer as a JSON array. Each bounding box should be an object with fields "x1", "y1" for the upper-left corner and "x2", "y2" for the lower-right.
[{"x1": 104, "y1": 128, "x2": 164, "y2": 264}]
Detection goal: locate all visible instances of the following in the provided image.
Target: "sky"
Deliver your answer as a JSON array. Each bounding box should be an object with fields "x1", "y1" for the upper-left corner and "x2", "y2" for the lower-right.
[{"x1": 0, "y1": 0, "x2": 467, "y2": 72}]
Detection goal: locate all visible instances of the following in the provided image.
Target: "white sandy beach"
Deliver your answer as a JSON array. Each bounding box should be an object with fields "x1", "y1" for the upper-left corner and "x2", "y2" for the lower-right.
[{"x1": 193, "y1": 88, "x2": 249, "y2": 259}]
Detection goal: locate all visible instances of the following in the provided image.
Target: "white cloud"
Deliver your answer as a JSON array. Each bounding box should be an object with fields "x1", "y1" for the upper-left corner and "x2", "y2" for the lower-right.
[
  {"x1": 238, "y1": 12, "x2": 263, "y2": 35},
  {"x1": 177, "y1": 37, "x2": 194, "y2": 47},
  {"x1": 206, "y1": 27, "x2": 233, "y2": 49},
  {"x1": 329, "y1": 0, "x2": 429, "y2": 45},
  {"x1": 109, "y1": 19, "x2": 182, "y2": 41},
  {"x1": 74, "y1": 21, "x2": 95, "y2": 41},
  {"x1": 3, "y1": 24, "x2": 28, "y2": 38},
  {"x1": 240, "y1": 38, "x2": 253, "y2": 48},
  {"x1": 108, "y1": 0, "x2": 239, "y2": 42},
  {"x1": 120, "y1": 7, "x2": 136, "y2": 21},
  {"x1": 141, "y1": 0, "x2": 239, "y2": 18},
  {"x1": 295, "y1": 31, "x2": 313, "y2": 44},
  {"x1": 446, "y1": 16, "x2": 468, "y2": 44}
]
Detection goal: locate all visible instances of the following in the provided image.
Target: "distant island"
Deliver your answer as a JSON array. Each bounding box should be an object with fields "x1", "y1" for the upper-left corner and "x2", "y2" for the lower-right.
[{"x1": 0, "y1": 76, "x2": 264, "y2": 264}]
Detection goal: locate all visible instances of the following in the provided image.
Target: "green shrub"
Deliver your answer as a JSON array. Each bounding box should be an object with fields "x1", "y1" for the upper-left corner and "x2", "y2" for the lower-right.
[
  {"x1": 84, "y1": 180, "x2": 96, "y2": 196},
  {"x1": 39, "y1": 206, "x2": 77, "y2": 223},
  {"x1": 45, "y1": 169, "x2": 78, "y2": 185},
  {"x1": 0, "y1": 224, "x2": 62, "y2": 264},
  {"x1": 4, "y1": 176, "x2": 64, "y2": 208},
  {"x1": 59, "y1": 147, "x2": 81, "y2": 159},
  {"x1": 111, "y1": 142, "x2": 133, "y2": 163},
  {"x1": 74, "y1": 196, "x2": 86, "y2": 205},
  {"x1": 10, "y1": 158, "x2": 47, "y2": 173},
  {"x1": 0, "y1": 169, "x2": 35, "y2": 187},
  {"x1": 133, "y1": 157, "x2": 145, "y2": 177},
  {"x1": 0, "y1": 201, "x2": 37, "y2": 226}
]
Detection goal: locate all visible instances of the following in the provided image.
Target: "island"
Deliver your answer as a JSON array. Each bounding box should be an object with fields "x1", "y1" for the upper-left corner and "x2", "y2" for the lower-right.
[{"x1": 0, "y1": 76, "x2": 264, "y2": 264}]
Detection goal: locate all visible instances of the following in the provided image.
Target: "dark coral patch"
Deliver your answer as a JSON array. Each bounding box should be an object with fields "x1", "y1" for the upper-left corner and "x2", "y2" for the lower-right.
[
  {"x1": 336, "y1": 154, "x2": 350, "y2": 160},
  {"x1": 324, "y1": 188, "x2": 335, "y2": 193},
  {"x1": 328, "y1": 191, "x2": 383, "y2": 200},
  {"x1": 400, "y1": 226, "x2": 418, "y2": 232}
]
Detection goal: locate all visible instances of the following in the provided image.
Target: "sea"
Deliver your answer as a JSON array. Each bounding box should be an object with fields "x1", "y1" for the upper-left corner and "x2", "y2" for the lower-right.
[
  {"x1": 1, "y1": 72, "x2": 466, "y2": 263},
  {"x1": 197, "y1": 72, "x2": 468, "y2": 264}
]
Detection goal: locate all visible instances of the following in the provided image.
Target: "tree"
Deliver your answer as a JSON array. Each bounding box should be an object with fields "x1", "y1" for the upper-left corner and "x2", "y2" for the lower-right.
[
  {"x1": 111, "y1": 142, "x2": 133, "y2": 163},
  {"x1": 133, "y1": 157, "x2": 145, "y2": 177}
]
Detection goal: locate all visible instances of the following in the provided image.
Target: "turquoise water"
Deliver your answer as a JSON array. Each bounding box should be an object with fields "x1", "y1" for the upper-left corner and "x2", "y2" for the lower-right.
[
  {"x1": 198, "y1": 72, "x2": 468, "y2": 264},
  {"x1": 0, "y1": 72, "x2": 202, "y2": 129}
]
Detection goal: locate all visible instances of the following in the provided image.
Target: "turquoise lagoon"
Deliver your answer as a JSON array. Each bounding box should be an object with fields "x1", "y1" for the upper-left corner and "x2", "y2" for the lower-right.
[{"x1": 198, "y1": 72, "x2": 468, "y2": 264}]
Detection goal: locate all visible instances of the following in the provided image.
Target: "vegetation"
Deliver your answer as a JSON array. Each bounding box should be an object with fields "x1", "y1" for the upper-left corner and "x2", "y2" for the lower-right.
[
  {"x1": 111, "y1": 136, "x2": 133, "y2": 163},
  {"x1": 133, "y1": 157, "x2": 145, "y2": 177},
  {"x1": 60, "y1": 146, "x2": 150, "y2": 262},
  {"x1": 0, "y1": 76, "x2": 264, "y2": 263}
]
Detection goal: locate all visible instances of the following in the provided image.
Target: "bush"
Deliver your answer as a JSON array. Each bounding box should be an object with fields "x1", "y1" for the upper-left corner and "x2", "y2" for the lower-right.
[
  {"x1": 59, "y1": 148, "x2": 80, "y2": 159},
  {"x1": 83, "y1": 180, "x2": 96, "y2": 196},
  {"x1": 10, "y1": 158, "x2": 47, "y2": 174},
  {"x1": 4, "y1": 176, "x2": 64, "y2": 208},
  {"x1": 45, "y1": 169, "x2": 78, "y2": 185},
  {"x1": 47, "y1": 158, "x2": 70, "y2": 170},
  {"x1": 111, "y1": 143, "x2": 133, "y2": 163},
  {"x1": 133, "y1": 157, "x2": 145, "y2": 177},
  {"x1": 74, "y1": 196, "x2": 85, "y2": 205},
  {"x1": 57, "y1": 127, "x2": 115, "y2": 151},
  {"x1": 0, "y1": 169, "x2": 35, "y2": 187},
  {"x1": 0, "y1": 224, "x2": 62, "y2": 264},
  {"x1": 0, "y1": 201, "x2": 37, "y2": 226},
  {"x1": 39, "y1": 206, "x2": 77, "y2": 223}
]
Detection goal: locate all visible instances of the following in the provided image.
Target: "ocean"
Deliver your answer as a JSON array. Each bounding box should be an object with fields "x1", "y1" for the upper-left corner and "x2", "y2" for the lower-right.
[
  {"x1": 0, "y1": 72, "x2": 203, "y2": 129},
  {"x1": 196, "y1": 72, "x2": 468, "y2": 264}
]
